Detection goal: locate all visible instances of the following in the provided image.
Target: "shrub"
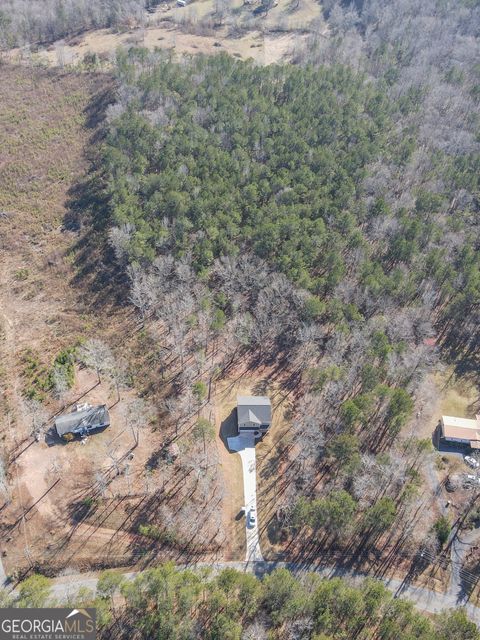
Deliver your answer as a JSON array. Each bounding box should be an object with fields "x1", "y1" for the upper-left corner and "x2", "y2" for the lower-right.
[
  {"x1": 138, "y1": 524, "x2": 177, "y2": 545},
  {"x1": 433, "y1": 516, "x2": 451, "y2": 546},
  {"x1": 192, "y1": 380, "x2": 207, "y2": 402}
]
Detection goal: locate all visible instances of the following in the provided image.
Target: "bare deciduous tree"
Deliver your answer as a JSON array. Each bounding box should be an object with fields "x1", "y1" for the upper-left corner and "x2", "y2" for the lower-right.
[
  {"x1": 23, "y1": 399, "x2": 48, "y2": 440},
  {"x1": 121, "y1": 398, "x2": 154, "y2": 447},
  {"x1": 77, "y1": 339, "x2": 114, "y2": 383}
]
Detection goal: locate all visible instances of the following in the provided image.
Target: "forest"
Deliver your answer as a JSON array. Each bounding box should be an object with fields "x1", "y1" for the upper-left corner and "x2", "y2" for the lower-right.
[
  {"x1": 2, "y1": 564, "x2": 480, "y2": 640},
  {"x1": 0, "y1": 0, "x2": 480, "y2": 626},
  {"x1": 101, "y1": 45, "x2": 480, "y2": 364},
  {"x1": 71, "y1": 38, "x2": 479, "y2": 557}
]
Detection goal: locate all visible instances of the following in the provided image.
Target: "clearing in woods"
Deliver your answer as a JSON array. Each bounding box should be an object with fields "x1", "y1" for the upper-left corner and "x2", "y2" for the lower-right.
[
  {"x1": 215, "y1": 373, "x2": 292, "y2": 561},
  {"x1": 6, "y1": 0, "x2": 325, "y2": 68}
]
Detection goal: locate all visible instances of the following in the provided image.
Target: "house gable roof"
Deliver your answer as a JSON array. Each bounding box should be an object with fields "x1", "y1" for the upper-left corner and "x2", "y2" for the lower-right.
[
  {"x1": 237, "y1": 395, "x2": 271, "y2": 425},
  {"x1": 54, "y1": 405, "x2": 110, "y2": 436}
]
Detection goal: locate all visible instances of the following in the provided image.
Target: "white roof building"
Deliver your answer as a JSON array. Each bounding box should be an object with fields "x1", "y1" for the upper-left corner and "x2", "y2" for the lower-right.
[{"x1": 441, "y1": 415, "x2": 480, "y2": 448}]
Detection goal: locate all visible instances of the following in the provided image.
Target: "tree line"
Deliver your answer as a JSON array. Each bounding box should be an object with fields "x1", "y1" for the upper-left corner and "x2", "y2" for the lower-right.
[
  {"x1": 0, "y1": 0, "x2": 160, "y2": 49},
  {"x1": 2, "y1": 564, "x2": 479, "y2": 640}
]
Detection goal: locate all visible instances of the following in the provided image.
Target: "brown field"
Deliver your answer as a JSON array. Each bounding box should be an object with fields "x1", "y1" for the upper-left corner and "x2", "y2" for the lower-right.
[
  {"x1": 7, "y1": 26, "x2": 305, "y2": 68},
  {"x1": 0, "y1": 64, "x2": 147, "y2": 576},
  {"x1": 154, "y1": 0, "x2": 323, "y2": 31},
  {"x1": 5, "y1": 0, "x2": 325, "y2": 69}
]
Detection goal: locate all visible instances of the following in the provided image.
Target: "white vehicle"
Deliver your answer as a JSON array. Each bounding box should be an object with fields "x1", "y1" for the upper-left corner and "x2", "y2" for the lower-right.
[
  {"x1": 464, "y1": 455, "x2": 480, "y2": 469},
  {"x1": 248, "y1": 508, "x2": 256, "y2": 527},
  {"x1": 464, "y1": 474, "x2": 480, "y2": 486}
]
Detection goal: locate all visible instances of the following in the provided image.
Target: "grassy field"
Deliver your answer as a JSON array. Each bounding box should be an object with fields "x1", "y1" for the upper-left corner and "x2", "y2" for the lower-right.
[
  {"x1": 438, "y1": 371, "x2": 479, "y2": 418},
  {"x1": 0, "y1": 68, "x2": 93, "y2": 236}
]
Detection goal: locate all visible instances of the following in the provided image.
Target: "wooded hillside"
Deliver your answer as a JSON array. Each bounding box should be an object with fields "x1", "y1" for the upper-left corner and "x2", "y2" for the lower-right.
[{"x1": 0, "y1": 0, "x2": 154, "y2": 48}]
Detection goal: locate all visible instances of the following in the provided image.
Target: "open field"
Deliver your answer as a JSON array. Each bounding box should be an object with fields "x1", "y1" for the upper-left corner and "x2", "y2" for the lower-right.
[
  {"x1": 153, "y1": 0, "x2": 323, "y2": 31},
  {"x1": 438, "y1": 371, "x2": 480, "y2": 419},
  {"x1": 0, "y1": 64, "x2": 144, "y2": 575},
  {"x1": 7, "y1": 25, "x2": 306, "y2": 68},
  {"x1": 5, "y1": 0, "x2": 325, "y2": 69},
  {"x1": 0, "y1": 64, "x2": 113, "y2": 436}
]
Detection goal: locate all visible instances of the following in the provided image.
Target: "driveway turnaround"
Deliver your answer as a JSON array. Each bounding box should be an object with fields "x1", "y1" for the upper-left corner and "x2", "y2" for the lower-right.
[{"x1": 227, "y1": 433, "x2": 263, "y2": 562}]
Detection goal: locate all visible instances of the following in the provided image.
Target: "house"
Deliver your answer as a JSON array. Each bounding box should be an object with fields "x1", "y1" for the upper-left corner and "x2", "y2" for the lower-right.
[
  {"x1": 237, "y1": 396, "x2": 271, "y2": 436},
  {"x1": 440, "y1": 415, "x2": 480, "y2": 449},
  {"x1": 55, "y1": 404, "x2": 110, "y2": 441}
]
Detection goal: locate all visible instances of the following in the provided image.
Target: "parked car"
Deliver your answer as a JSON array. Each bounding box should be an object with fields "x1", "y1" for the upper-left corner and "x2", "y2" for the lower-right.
[
  {"x1": 248, "y1": 508, "x2": 256, "y2": 527},
  {"x1": 464, "y1": 455, "x2": 480, "y2": 469},
  {"x1": 464, "y1": 474, "x2": 480, "y2": 487}
]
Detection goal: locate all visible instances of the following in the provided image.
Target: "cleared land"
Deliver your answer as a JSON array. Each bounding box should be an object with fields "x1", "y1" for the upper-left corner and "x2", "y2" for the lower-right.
[
  {"x1": 5, "y1": 0, "x2": 325, "y2": 68},
  {"x1": 0, "y1": 65, "x2": 136, "y2": 575},
  {"x1": 213, "y1": 373, "x2": 293, "y2": 560}
]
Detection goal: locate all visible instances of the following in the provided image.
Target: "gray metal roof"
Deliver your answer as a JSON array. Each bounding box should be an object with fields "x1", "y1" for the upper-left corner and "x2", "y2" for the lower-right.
[
  {"x1": 54, "y1": 405, "x2": 110, "y2": 437},
  {"x1": 237, "y1": 396, "x2": 271, "y2": 425}
]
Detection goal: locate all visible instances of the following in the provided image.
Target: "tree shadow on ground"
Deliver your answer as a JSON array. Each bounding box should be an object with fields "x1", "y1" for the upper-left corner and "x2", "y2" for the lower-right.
[
  {"x1": 458, "y1": 564, "x2": 480, "y2": 603},
  {"x1": 442, "y1": 328, "x2": 480, "y2": 398},
  {"x1": 219, "y1": 408, "x2": 238, "y2": 453},
  {"x1": 62, "y1": 77, "x2": 129, "y2": 311},
  {"x1": 252, "y1": 380, "x2": 269, "y2": 396},
  {"x1": 45, "y1": 424, "x2": 109, "y2": 447}
]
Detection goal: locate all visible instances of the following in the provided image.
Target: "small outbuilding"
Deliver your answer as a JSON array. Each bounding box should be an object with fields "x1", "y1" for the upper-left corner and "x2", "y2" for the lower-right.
[
  {"x1": 55, "y1": 404, "x2": 110, "y2": 441},
  {"x1": 440, "y1": 415, "x2": 480, "y2": 449},
  {"x1": 237, "y1": 395, "x2": 271, "y2": 436}
]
